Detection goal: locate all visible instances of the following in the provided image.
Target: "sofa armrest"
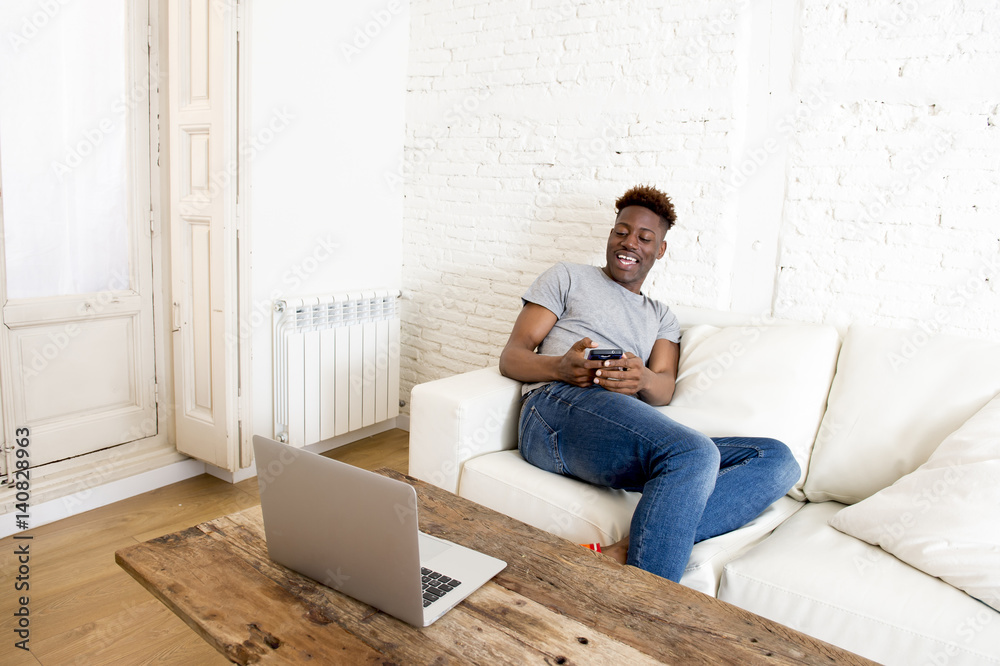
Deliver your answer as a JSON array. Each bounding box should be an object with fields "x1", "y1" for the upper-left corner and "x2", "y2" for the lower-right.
[{"x1": 409, "y1": 366, "x2": 523, "y2": 494}]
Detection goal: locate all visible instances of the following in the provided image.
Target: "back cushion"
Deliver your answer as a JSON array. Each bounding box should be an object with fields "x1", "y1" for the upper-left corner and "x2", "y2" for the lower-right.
[
  {"x1": 804, "y1": 325, "x2": 1000, "y2": 504},
  {"x1": 660, "y1": 324, "x2": 841, "y2": 500}
]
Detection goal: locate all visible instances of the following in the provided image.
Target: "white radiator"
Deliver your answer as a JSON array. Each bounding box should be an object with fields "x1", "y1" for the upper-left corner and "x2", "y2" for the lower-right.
[{"x1": 272, "y1": 290, "x2": 400, "y2": 447}]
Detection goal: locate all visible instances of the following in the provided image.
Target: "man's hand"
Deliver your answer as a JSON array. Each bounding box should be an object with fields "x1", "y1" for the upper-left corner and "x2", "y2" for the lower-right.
[
  {"x1": 555, "y1": 338, "x2": 602, "y2": 387},
  {"x1": 591, "y1": 340, "x2": 680, "y2": 406},
  {"x1": 591, "y1": 351, "x2": 645, "y2": 395},
  {"x1": 498, "y1": 302, "x2": 679, "y2": 405}
]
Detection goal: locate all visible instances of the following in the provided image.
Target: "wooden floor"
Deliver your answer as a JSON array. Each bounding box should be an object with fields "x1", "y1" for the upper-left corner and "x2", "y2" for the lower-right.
[{"x1": 1, "y1": 429, "x2": 409, "y2": 666}]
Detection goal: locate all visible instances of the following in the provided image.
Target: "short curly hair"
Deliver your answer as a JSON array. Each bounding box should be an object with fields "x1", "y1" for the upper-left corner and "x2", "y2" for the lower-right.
[{"x1": 615, "y1": 185, "x2": 676, "y2": 234}]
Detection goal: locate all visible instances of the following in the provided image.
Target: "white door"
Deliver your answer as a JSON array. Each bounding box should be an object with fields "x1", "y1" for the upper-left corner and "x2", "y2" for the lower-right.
[
  {"x1": 0, "y1": 0, "x2": 157, "y2": 469},
  {"x1": 168, "y1": 0, "x2": 240, "y2": 471}
]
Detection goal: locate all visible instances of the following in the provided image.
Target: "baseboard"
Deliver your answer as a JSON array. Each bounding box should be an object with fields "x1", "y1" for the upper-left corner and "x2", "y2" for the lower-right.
[{"x1": 0, "y1": 457, "x2": 206, "y2": 538}]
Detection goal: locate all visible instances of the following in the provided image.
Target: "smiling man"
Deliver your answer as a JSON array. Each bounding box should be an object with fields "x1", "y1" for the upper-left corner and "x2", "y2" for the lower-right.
[{"x1": 498, "y1": 185, "x2": 799, "y2": 582}]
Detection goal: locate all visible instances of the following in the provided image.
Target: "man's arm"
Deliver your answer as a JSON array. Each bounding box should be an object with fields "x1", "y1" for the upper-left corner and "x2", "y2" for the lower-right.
[
  {"x1": 594, "y1": 338, "x2": 680, "y2": 406},
  {"x1": 499, "y1": 303, "x2": 602, "y2": 388}
]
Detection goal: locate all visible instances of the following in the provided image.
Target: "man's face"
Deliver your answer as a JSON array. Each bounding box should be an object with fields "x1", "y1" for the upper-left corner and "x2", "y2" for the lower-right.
[{"x1": 603, "y1": 205, "x2": 667, "y2": 294}]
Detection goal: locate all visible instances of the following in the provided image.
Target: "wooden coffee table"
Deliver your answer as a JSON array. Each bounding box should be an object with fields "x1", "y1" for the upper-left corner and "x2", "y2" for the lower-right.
[{"x1": 116, "y1": 468, "x2": 874, "y2": 664}]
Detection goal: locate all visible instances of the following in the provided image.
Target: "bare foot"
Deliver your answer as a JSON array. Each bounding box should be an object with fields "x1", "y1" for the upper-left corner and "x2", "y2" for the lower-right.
[{"x1": 602, "y1": 536, "x2": 629, "y2": 565}]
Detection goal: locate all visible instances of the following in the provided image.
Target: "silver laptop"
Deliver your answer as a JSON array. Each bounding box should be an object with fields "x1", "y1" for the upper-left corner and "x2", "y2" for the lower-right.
[{"x1": 252, "y1": 435, "x2": 506, "y2": 627}]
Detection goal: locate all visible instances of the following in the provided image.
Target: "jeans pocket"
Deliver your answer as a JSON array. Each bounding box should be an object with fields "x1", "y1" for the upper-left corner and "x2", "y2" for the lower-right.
[{"x1": 518, "y1": 406, "x2": 563, "y2": 476}]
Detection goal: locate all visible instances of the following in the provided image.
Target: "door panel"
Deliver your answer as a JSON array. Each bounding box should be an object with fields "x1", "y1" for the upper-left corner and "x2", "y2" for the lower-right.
[
  {"x1": 18, "y1": 318, "x2": 137, "y2": 421},
  {"x1": 0, "y1": 0, "x2": 156, "y2": 469},
  {"x1": 169, "y1": 0, "x2": 235, "y2": 470},
  {"x1": 178, "y1": 214, "x2": 219, "y2": 424}
]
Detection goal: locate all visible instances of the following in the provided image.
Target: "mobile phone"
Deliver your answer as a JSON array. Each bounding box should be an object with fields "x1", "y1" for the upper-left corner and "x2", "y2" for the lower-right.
[{"x1": 585, "y1": 348, "x2": 624, "y2": 361}]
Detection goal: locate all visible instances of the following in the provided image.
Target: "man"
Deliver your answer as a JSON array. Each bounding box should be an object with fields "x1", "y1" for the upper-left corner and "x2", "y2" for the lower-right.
[{"x1": 498, "y1": 185, "x2": 799, "y2": 582}]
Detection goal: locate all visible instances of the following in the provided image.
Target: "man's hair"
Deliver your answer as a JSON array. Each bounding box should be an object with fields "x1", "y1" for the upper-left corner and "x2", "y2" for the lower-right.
[{"x1": 615, "y1": 185, "x2": 676, "y2": 234}]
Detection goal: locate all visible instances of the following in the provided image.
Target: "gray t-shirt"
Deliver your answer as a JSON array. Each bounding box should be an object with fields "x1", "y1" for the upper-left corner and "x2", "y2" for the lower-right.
[{"x1": 520, "y1": 262, "x2": 681, "y2": 394}]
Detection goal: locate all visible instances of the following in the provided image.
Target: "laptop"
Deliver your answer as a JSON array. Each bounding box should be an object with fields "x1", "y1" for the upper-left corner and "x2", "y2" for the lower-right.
[{"x1": 252, "y1": 435, "x2": 506, "y2": 627}]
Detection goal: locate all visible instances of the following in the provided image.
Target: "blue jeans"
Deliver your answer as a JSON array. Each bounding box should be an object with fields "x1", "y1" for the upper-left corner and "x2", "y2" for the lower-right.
[{"x1": 518, "y1": 382, "x2": 800, "y2": 582}]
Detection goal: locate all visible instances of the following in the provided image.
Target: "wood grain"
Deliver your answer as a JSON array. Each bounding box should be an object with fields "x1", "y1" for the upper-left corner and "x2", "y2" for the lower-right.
[
  {"x1": 0, "y1": 428, "x2": 406, "y2": 665},
  {"x1": 321, "y1": 428, "x2": 408, "y2": 475},
  {"x1": 30, "y1": 597, "x2": 229, "y2": 666},
  {"x1": 116, "y1": 527, "x2": 387, "y2": 665},
  {"x1": 387, "y1": 468, "x2": 871, "y2": 666},
  {"x1": 185, "y1": 510, "x2": 667, "y2": 664},
  {"x1": 116, "y1": 466, "x2": 876, "y2": 665}
]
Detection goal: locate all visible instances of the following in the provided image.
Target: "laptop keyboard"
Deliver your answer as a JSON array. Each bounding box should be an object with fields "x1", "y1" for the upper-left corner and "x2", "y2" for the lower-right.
[{"x1": 421, "y1": 567, "x2": 462, "y2": 607}]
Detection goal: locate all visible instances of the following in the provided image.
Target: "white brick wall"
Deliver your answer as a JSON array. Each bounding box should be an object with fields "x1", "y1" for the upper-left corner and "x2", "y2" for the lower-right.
[
  {"x1": 776, "y1": 0, "x2": 1000, "y2": 336},
  {"x1": 398, "y1": 0, "x2": 1000, "y2": 408}
]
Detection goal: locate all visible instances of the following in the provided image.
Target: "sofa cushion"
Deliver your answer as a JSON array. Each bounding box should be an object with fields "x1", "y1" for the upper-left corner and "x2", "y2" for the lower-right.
[
  {"x1": 409, "y1": 367, "x2": 522, "y2": 494},
  {"x1": 460, "y1": 449, "x2": 804, "y2": 597},
  {"x1": 660, "y1": 323, "x2": 841, "y2": 500},
  {"x1": 459, "y1": 449, "x2": 639, "y2": 545},
  {"x1": 719, "y1": 502, "x2": 1000, "y2": 666},
  {"x1": 804, "y1": 326, "x2": 1000, "y2": 504},
  {"x1": 829, "y1": 392, "x2": 1000, "y2": 612}
]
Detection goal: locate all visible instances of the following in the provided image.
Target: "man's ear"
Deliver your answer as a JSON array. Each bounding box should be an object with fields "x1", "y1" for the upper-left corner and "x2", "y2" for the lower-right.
[{"x1": 656, "y1": 239, "x2": 667, "y2": 260}]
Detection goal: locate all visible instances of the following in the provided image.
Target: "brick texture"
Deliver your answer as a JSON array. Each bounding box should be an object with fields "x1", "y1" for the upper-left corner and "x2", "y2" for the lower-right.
[{"x1": 398, "y1": 0, "x2": 1000, "y2": 408}]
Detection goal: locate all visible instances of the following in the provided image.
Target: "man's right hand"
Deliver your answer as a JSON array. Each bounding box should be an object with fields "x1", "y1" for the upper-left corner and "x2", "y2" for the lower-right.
[
  {"x1": 500, "y1": 303, "x2": 597, "y2": 385},
  {"x1": 500, "y1": 303, "x2": 627, "y2": 388},
  {"x1": 556, "y1": 338, "x2": 602, "y2": 387}
]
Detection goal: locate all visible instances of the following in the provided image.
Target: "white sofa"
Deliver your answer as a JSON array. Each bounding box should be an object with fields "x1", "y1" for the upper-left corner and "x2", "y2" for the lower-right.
[{"x1": 409, "y1": 306, "x2": 1000, "y2": 666}]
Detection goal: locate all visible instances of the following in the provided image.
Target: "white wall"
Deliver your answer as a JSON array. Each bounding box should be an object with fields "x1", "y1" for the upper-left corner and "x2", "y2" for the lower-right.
[
  {"x1": 247, "y1": 1, "x2": 408, "y2": 440},
  {"x1": 773, "y1": 0, "x2": 1000, "y2": 331},
  {"x1": 399, "y1": 0, "x2": 1000, "y2": 406}
]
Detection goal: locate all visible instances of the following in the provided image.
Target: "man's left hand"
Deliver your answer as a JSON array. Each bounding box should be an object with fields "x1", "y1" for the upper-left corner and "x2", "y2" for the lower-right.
[{"x1": 592, "y1": 352, "x2": 646, "y2": 396}]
